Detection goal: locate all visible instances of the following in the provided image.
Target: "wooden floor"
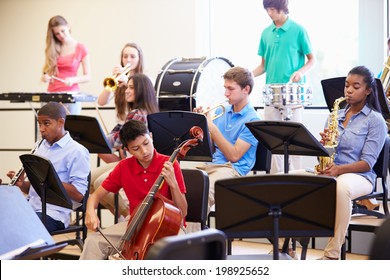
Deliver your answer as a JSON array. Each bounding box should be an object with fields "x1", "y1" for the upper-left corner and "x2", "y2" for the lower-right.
[
  {"x1": 231, "y1": 240, "x2": 368, "y2": 260},
  {"x1": 52, "y1": 216, "x2": 381, "y2": 260},
  {"x1": 52, "y1": 234, "x2": 369, "y2": 260},
  {"x1": 51, "y1": 202, "x2": 388, "y2": 260}
]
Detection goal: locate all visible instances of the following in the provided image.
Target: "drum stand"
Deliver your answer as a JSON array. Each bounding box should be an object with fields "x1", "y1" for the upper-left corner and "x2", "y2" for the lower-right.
[{"x1": 275, "y1": 105, "x2": 303, "y2": 121}]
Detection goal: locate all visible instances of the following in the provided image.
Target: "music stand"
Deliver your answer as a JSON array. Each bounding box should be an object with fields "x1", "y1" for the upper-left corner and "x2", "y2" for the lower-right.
[
  {"x1": 147, "y1": 111, "x2": 213, "y2": 161},
  {"x1": 246, "y1": 120, "x2": 330, "y2": 173},
  {"x1": 65, "y1": 115, "x2": 112, "y2": 154},
  {"x1": 321, "y1": 77, "x2": 390, "y2": 120},
  {"x1": 0, "y1": 186, "x2": 66, "y2": 260},
  {"x1": 215, "y1": 174, "x2": 336, "y2": 260},
  {"x1": 19, "y1": 154, "x2": 73, "y2": 226}
]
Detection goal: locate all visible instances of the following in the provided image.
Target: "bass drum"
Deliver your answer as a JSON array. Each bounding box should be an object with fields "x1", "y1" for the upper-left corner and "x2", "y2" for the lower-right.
[{"x1": 155, "y1": 57, "x2": 234, "y2": 111}]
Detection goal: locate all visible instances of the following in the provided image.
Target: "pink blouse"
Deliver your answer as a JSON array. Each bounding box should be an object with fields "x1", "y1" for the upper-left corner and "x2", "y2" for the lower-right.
[{"x1": 47, "y1": 43, "x2": 88, "y2": 92}]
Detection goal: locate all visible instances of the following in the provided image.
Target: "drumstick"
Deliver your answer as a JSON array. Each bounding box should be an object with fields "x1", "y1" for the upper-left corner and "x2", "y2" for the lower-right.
[{"x1": 51, "y1": 75, "x2": 68, "y2": 84}]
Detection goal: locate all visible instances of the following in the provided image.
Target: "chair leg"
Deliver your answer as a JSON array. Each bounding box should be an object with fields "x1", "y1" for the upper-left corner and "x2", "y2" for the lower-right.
[
  {"x1": 383, "y1": 186, "x2": 389, "y2": 215},
  {"x1": 281, "y1": 238, "x2": 290, "y2": 253},
  {"x1": 296, "y1": 238, "x2": 309, "y2": 260},
  {"x1": 341, "y1": 228, "x2": 352, "y2": 260},
  {"x1": 341, "y1": 243, "x2": 346, "y2": 260},
  {"x1": 227, "y1": 238, "x2": 232, "y2": 255},
  {"x1": 311, "y1": 237, "x2": 316, "y2": 249},
  {"x1": 114, "y1": 193, "x2": 119, "y2": 224},
  {"x1": 207, "y1": 211, "x2": 215, "y2": 228},
  {"x1": 347, "y1": 228, "x2": 352, "y2": 253}
]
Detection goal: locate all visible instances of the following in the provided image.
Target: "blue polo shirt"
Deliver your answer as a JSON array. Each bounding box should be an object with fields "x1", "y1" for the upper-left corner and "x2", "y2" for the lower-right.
[
  {"x1": 258, "y1": 17, "x2": 313, "y2": 83},
  {"x1": 211, "y1": 103, "x2": 260, "y2": 175}
]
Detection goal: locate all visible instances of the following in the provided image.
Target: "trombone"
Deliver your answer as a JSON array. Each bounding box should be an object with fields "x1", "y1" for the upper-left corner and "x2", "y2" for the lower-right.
[
  {"x1": 103, "y1": 63, "x2": 132, "y2": 92},
  {"x1": 200, "y1": 100, "x2": 228, "y2": 120}
]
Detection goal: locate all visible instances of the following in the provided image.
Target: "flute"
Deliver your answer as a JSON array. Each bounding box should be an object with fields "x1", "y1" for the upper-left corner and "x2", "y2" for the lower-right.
[{"x1": 8, "y1": 139, "x2": 44, "y2": 186}]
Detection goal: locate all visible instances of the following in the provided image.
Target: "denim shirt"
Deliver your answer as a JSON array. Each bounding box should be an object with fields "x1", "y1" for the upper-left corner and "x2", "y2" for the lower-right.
[{"x1": 334, "y1": 105, "x2": 387, "y2": 186}]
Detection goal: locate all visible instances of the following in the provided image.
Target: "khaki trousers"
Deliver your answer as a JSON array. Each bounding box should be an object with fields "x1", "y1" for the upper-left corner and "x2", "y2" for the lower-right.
[
  {"x1": 289, "y1": 170, "x2": 372, "y2": 258},
  {"x1": 186, "y1": 163, "x2": 240, "y2": 233}
]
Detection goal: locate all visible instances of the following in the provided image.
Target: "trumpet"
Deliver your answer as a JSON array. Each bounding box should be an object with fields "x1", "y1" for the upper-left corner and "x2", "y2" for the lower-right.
[
  {"x1": 103, "y1": 63, "x2": 132, "y2": 92},
  {"x1": 200, "y1": 100, "x2": 228, "y2": 120}
]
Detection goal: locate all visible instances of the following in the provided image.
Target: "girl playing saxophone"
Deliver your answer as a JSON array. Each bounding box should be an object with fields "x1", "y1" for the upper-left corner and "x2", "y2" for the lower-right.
[{"x1": 315, "y1": 66, "x2": 387, "y2": 259}]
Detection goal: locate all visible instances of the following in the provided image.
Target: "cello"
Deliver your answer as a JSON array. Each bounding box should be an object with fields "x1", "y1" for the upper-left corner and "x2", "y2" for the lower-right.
[{"x1": 104, "y1": 126, "x2": 203, "y2": 260}]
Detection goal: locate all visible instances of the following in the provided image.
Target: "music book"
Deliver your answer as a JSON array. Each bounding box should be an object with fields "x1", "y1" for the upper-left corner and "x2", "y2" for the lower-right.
[
  {"x1": 0, "y1": 186, "x2": 55, "y2": 259},
  {"x1": 0, "y1": 239, "x2": 46, "y2": 260}
]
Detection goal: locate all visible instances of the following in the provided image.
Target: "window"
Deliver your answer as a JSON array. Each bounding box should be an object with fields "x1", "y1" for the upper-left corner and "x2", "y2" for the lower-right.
[{"x1": 208, "y1": 0, "x2": 384, "y2": 107}]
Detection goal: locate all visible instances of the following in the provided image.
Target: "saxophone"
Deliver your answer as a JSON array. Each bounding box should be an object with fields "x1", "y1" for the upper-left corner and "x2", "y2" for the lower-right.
[
  {"x1": 380, "y1": 55, "x2": 390, "y2": 102},
  {"x1": 315, "y1": 96, "x2": 346, "y2": 173}
]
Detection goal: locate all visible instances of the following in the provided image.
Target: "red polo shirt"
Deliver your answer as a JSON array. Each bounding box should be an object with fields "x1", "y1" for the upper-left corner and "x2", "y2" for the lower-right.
[{"x1": 102, "y1": 150, "x2": 186, "y2": 215}]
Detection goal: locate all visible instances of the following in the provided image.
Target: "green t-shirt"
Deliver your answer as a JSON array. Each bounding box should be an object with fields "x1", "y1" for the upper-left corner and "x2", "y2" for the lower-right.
[{"x1": 258, "y1": 17, "x2": 313, "y2": 84}]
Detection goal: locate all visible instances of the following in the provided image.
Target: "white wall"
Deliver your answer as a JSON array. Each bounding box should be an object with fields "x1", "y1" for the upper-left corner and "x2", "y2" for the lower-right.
[
  {"x1": 0, "y1": 0, "x2": 204, "y2": 94},
  {"x1": 0, "y1": 0, "x2": 387, "y2": 255},
  {"x1": 0, "y1": 0, "x2": 207, "y2": 173}
]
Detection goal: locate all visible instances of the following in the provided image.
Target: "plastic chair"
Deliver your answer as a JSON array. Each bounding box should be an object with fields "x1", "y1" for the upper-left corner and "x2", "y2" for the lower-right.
[
  {"x1": 251, "y1": 141, "x2": 272, "y2": 174},
  {"x1": 352, "y1": 137, "x2": 390, "y2": 218},
  {"x1": 50, "y1": 172, "x2": 91, "y2": 254},
  {"x1": 369, "y1": 217, "x2": 390, "y2": 259},
  {"x1": 145, "y1": 228, "x2": 227, "y2": 260},
  {"x1": 182, "y1": 169, "x2": 209, "y2": 230},
  {"x1": 207, "y1": 142, "x2": 271, "y2": 227},
  {"x1": 341, "y1": 138, "x2": 390, "y2": 259}
]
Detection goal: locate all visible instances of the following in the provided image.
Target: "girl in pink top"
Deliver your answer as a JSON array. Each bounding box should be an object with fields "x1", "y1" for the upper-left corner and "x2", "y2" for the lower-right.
[{"x1": 41, "y1": 15, "x2": 91, "y2": 114}]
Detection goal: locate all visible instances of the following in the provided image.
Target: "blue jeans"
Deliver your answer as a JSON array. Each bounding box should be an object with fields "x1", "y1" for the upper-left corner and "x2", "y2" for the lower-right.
[{"x1": 36, "y1": 212, "x2": 65, "y2": 233}]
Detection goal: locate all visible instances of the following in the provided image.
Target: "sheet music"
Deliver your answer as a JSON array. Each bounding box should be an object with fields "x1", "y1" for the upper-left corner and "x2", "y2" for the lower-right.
[{"x1": 0, "y1": 239, "x2": 46, "y2": 260}]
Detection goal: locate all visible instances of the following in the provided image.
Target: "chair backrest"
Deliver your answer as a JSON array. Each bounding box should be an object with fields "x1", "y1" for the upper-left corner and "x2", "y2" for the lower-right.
[
  {"x1": 182, "y1": 169, "x2": 209, "y2": 229},
  {"x1": 50, "y1": 172, "x2": 91, "y2": 249},
  {"x1": 351, "y1": 137, "x2": 390, "y2": 218},
  {"x1": 373, "y1": 137, "x2": 390, "y2": 180},
  {"x1": 145, "y1": 228, "x2": 227, "y2": 260},
  {"x1": 251, "y1": 142, "x2": 272, "y2": 173},
  {"x1": 369, "y1": 217, "x2": 390, "y2": 259}
]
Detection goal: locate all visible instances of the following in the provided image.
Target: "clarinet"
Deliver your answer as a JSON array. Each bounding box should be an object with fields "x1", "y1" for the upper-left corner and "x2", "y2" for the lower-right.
[{"x1": 8, "y1": 139, "x2": 44, "y2": 186}]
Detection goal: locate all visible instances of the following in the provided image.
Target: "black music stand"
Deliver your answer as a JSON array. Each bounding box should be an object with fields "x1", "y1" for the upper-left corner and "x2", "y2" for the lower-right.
[
  {"x1": 0, "y1": 186, "x2": 66, "y2": 260},
  {"x1": 65, "y1": 115, "x2": 112, "y2": 154},
  {"x1": 147, "y1": 111, "x2": 213, "y2": 161},
  {"x1": 19, "y1": 154, "x2": 73, "y2": 226},
  {"x1": 246, "y1": 120, "x2": 330, "y2": 173},
  {"x1": 321, "y1": 77, "x2": 390, "y2": 119},
  {"x1": 215, "y1": 174, "x2": 336, "y2": 260}
]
